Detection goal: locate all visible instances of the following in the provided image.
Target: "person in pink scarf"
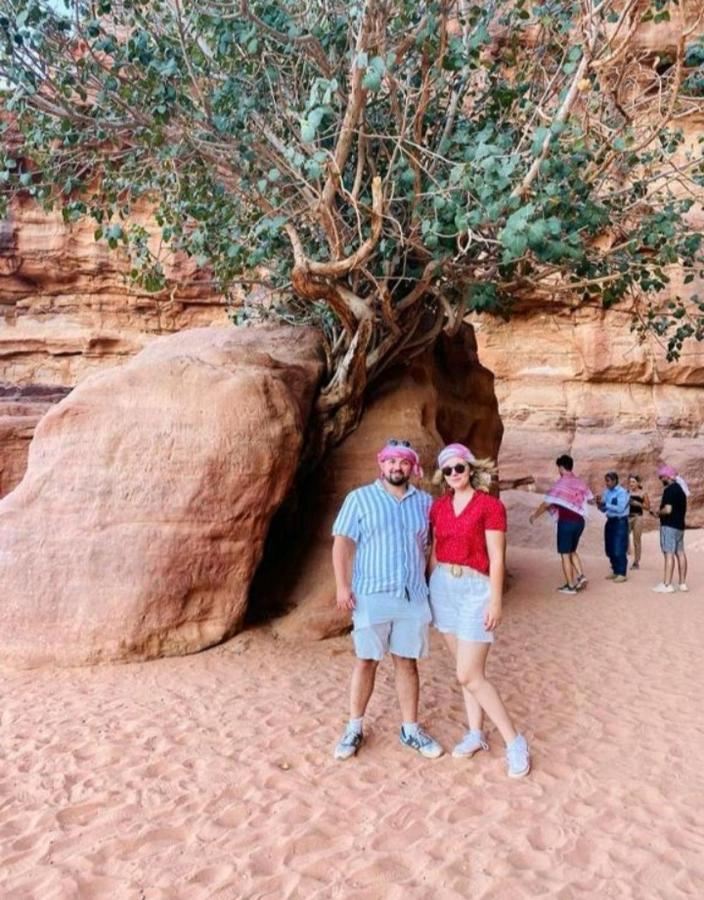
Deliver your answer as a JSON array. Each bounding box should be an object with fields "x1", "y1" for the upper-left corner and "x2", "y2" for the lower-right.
[
  {"x1": 530, "y1": 454, "x2": 593, "y2": 595},
  {"x1": 650, "y1": 464, "x2": 689, "y2": 593}
]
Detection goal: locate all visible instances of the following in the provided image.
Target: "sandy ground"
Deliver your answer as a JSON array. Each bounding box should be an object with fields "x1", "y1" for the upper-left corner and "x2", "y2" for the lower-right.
[{"x1": 2, "y1": 526, "x2": 703, "y2": 899}]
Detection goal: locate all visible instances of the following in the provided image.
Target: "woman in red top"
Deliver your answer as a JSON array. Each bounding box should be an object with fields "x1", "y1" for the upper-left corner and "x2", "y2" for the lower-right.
[{"x1": 429, "y1": 443, "x2": 531, "y2": 778}]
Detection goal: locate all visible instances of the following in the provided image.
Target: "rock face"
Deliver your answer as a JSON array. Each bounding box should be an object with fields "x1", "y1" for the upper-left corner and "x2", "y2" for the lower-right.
[
  {"x1": 0, "y1": 326, "x2": 325, "y2": 667},
  {"x1": 267, "y1": 325, "x2": 502, "y2": 641},
  {"x1": 472, "y1": 306, "x2": 704, "y2": 526},
  {"x1": 0, "y1": 383, "x2": 70, "y2": 497},
  {"x1": 1, "y1": 196, "x2": 231, "y2": 387}
]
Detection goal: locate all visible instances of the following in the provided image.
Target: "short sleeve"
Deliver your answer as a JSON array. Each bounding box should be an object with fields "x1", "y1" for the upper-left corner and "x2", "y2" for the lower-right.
[
  {"x1": 484, "y1": 496, "x2": 507, "y2": 532},
  {"x1": 332, "y1": 492, "x2": 360, "y2": 541}
]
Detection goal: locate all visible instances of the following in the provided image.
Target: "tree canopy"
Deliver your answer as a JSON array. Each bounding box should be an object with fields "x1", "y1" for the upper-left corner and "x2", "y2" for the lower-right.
[{"x1": 1, "y1": 0, "x2": 704, "y2": 445}]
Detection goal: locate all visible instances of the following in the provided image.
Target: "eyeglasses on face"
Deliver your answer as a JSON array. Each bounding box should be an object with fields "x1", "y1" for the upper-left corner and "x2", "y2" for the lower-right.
[
  {"x1": 442, "y1": 463, "x2": 467, "y2": 476},
  {"x1": 388, "y1": 439, "x2": 411, "y2": 448}
]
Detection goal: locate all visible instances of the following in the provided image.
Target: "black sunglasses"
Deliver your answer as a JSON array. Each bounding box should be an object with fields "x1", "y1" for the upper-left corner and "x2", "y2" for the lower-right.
[
  {"x1": 442, "y1": 463, "x2": 467, "y2": 476},
  {"x1": 388, "y1": 439, "x2": 411, "y2": 448}
]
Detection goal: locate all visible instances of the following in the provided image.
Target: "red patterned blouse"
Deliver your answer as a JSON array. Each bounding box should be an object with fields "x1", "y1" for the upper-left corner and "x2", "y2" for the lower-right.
[{"x1": 430, "y1": 491, "x2": 507, "y2": 575}]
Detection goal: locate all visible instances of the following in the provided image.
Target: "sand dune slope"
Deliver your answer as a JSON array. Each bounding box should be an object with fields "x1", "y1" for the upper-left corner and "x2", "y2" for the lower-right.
[{"x1": 1, "y1": 531, "x2": 703, "y2": 898}]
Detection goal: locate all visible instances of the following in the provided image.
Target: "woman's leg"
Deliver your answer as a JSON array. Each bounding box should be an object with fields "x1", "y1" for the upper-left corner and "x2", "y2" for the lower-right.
[
  {"x1": 442, "y1": 632, "x2": 483, "y2": 730},
  {"x1": 455, "y1": 640, "x2": 518, "y2": 746},
  {"x1": 632, "y1": 516, "x2": 643, "y2": 565},
  {"x1": 628, "y1": 516, "x2": 635, "y2": 557}
]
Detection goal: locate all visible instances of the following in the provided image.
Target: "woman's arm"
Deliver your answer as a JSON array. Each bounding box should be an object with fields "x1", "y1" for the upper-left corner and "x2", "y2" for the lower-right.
[
  {"x1": 427, "y1": 531, "x2": 438, "y2": 576},
  {"x1": 643, "y1": 492, "x2": 651, "y2": 512},
  {"x1": 484, "y1": 530, "x2": 506, "y2": 631}
]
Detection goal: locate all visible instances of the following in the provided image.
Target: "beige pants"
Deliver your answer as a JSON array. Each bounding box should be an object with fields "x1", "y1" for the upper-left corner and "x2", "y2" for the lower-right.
[{"x1": 629, "y1": 515, "x2": 643, "y2": 563}]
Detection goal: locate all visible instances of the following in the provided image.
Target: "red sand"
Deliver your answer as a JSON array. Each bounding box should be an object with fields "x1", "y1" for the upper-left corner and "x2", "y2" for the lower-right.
[{"x1": 1, "y1": 529, "x2": 703, "y2": 898}]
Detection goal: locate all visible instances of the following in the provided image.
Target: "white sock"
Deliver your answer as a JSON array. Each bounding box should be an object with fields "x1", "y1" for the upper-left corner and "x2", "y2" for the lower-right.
[
  {"x1": 348, "y1": 717, "x2": 364, "y2": 734},
  {"x1": 402, "y1": 722, "x2": 419, "y2": 736}
]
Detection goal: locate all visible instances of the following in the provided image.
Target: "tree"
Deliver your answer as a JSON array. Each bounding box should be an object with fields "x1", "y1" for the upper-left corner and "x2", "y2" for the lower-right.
[{"x1": 1, "y1": 0, "x2": 704, "y2": 452}]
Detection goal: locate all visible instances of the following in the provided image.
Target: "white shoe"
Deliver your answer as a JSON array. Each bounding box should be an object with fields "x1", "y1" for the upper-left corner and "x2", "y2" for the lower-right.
[
  {"x1": 452, "y1": 729, "x2": 489, "y2": 758},
  {"x1": 652, "y1": 583, "x2": 676, "y2": 593},
  {"x1": 678, "y1": 583, "x2": 689, "y2": 592}
]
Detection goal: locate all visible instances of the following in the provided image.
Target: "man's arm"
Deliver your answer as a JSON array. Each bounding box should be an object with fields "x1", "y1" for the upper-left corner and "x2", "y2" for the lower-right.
[
  {"x1": 529, "y1": 501, "x2": 549, "y2": 524},
  {"x1": 332, "y1": 535, "x2": 356, "y2": 611}
]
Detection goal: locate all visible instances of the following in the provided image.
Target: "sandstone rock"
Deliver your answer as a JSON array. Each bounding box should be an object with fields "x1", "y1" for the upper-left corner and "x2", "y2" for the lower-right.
[
  {"x1": 0, "y1": 382, "x2": 70, "y2": 498},
  {"x1": 472, "y1": 308, "x2": 704, "y2": 527},
  {"x1": 0, "y1": 326, "x2": 325, "y2": 668},
  {"x1": 1, "y1": 196, "x2": 233, "y2": 386},
  {"x1": 268, "y1": 326, "x2": 502, "y2": 641}
]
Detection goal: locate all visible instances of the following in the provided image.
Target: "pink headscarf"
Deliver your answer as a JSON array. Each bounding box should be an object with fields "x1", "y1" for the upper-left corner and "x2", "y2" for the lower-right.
[
  {"x1": 377, "y1": 442, "x2": 423, "y2": 478},
  {"x1": 658, "y1": 464, "x2": 690, "y2": 497},
  {"x1": 437, "y1": 443, "x2": 477, "y2": 469}
]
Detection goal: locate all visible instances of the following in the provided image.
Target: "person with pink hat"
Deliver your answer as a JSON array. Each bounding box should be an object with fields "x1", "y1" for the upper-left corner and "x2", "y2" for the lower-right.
[
  {"x1": 331, "y1": 439, "x2": 443, "y2": 762},
  {"x1": 651, "y1": 464, "x2": 689, "y2": 593},
  {"x1": 428, "y1": 442, "x2": 531, "y2": 779}
]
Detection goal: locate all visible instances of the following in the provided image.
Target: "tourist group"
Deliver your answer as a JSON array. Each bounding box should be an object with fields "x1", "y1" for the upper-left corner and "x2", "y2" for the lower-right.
[{"x1": 529, "y1": 455, "x2": 689, "y2": 595}]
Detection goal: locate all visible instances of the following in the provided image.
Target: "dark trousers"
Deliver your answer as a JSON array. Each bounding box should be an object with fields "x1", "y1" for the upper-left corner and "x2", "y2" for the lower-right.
[{"x1": 604, "y1": 517, "x2": 629, "y2": 576}]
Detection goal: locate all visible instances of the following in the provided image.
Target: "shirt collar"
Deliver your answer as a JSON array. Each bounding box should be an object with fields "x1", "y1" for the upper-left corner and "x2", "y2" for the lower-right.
[{"x1": 374, "y1": 478, "x2": 417, "y2": 500}]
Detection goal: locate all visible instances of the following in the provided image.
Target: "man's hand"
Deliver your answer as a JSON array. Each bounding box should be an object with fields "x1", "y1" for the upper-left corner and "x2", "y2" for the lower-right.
[
  {"x1": 336, "y1": 588, "x2": 355, "y2": 611},
  {"x1": 484, "y1": 602, "x2": 502, "y2": 631}
]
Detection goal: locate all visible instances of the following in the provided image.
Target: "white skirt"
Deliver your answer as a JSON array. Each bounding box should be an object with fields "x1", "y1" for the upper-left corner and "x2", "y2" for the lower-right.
[{"x1": 429, "y1": 565, "x2": 494, "y2": 643}]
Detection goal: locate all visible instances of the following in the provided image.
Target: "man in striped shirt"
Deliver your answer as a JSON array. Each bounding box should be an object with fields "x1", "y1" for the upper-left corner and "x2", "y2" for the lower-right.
[{"x1": 332, "y1": 440, "x2": 443, "y2": 761}]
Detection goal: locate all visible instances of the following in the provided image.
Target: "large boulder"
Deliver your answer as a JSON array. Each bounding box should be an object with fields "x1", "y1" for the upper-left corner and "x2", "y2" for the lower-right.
[
  {"x1": 267, "y1": 325, "x2": 502, "y2": 641},
  {"x1": 0, "y1": 326, "x2": 325, "y2": 667}
]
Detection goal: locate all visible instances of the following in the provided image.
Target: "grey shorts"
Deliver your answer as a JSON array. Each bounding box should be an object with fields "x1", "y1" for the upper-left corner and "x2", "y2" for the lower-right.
[
  {"x1": 429, "y1": 565, "x2": 494, "y2": 644},
  {"x1": 660, "y1": 526, "x2": 685, "y2": 554},
  {"x1": 352, "y1": 619, "x2": 429, "y2": 661}
]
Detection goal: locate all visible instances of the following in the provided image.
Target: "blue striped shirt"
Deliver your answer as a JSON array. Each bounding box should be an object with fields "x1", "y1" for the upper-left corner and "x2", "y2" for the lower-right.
[{"x1": 332, "y1": 480, "x2": 433, "y2": 604}]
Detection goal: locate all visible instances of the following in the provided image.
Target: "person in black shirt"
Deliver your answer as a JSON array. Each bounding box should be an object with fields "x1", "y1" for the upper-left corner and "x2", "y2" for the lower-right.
[{"x1": 651, "y1": 464, "x2": 688, "y2": 593}]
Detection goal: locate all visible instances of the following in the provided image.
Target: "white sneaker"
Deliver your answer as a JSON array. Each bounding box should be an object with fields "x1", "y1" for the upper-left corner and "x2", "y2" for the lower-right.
[
  {"x1": 506, "y1": 734, "x2": 531, "y2": 778},
  {"x1": 652, "y1": 583, "x2": 676, "y2": 593},
  {"x1": 334, "y1": 728, "x2": 363, "y2": 760},
  {"x1": 678, "y1": 583, "x2": 689, "y2": 592},
  {"x1": 452, "y1": 729, "x2": 489, "y2": 758}
]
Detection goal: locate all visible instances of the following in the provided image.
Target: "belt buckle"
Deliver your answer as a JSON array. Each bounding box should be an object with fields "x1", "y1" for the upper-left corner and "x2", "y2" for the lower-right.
[{"x1": 450, "y1": 564, "x2": 463, "y2": 578}]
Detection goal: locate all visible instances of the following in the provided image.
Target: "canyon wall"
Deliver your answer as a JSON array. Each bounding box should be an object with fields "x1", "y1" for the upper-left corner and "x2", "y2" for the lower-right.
[{"x1": 2, "y1": 7, "x2": 703, "y2": 526}]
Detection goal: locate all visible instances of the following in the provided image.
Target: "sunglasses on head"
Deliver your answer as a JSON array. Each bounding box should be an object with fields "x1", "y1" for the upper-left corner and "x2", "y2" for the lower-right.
[
  {"x1": 388, "y1": 439, "x2": 411, "y2": 448},
  {"x1": 442, "y1": 463, "x2": 467, "y2": 476}
]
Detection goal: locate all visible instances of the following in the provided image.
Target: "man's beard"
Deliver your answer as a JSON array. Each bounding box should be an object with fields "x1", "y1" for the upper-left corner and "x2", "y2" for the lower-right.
[{"x1": 385, "y1": 471, "x2": 410, "y2": 486}]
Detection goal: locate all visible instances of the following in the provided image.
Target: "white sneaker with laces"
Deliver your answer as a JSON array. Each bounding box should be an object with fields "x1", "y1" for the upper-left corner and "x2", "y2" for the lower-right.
[
  {"x1": 452, "y1": 729, "x2": 489, "y2": 758},
  {"x1": 652, "y1": 582, "x2": 676, "y2": 593},
  {"x1": 399, "y1": 726, "x2": 443, "y2": 759},
  {"x1": 334, "y1": 728, "x2": 363, "y2": 760}
]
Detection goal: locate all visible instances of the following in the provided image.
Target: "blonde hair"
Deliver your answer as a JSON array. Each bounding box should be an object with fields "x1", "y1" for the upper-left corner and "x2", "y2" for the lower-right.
[{"x1": 432, "y1": 457, "x2": 497, "y2": 493}]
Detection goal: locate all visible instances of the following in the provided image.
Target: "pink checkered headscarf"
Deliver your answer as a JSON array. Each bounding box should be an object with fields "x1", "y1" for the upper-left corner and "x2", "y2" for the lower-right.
[
  {"x1": 437, "y1": 443, "x2": 476, "y2": 470},
  {"x1": 658, "y1": 464, "x2": 690, "y2": 496},
  {"x1": 377, "y1": 441, "x2": 423, "y2": 478}
]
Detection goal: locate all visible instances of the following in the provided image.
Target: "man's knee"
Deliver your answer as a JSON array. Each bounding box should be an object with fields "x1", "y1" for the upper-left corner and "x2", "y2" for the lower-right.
[
  {"x1": 391, "y1": 654, "x2": 418, "y2": 673},
  {"x1": 355, "y1": 657, "x2": 379, "y2": 673}
]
